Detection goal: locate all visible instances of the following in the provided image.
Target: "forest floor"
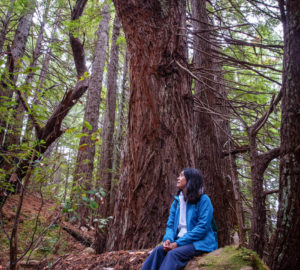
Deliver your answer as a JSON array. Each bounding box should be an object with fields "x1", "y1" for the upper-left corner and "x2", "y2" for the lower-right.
[
  {"x1": 0, "y1": 193, "x2": 151, "y2": 270},
  {"x1": 0, "y1": 194, "x2": 268, "y2": 270}
]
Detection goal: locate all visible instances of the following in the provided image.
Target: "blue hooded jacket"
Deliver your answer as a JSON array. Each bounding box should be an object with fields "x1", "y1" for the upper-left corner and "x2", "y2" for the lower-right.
[{"x1": 162, "y1": 194, "x2": 218, "y2": 252}]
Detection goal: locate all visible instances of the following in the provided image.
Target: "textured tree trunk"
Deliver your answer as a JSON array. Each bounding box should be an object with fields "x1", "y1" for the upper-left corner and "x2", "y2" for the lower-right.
[
  {"x1": 0, "y1": 3, "x2": 35, "y2": 146},
  {"x1": 110, "y1": 50, "x2": 129, "y2": 214},
  {"x1": 248, "y1": 126, "x2": 280, "y2": 257},
  {"x1": 11, "y1": 5, "x2": 35, "y2": 74},
  {"x1": 106, "y1": 0, "x2": 195, "y2": 251},
  {"x1": 229, "y1": 153, "x2": 246, "y2": 245},
  {"x1": 72, "y1": 4, "x2": 110, "y2": 224},
  {"x1": 23, "y1": 13, "x2": 60, "y2": 142},
  {"x1": 191, "y1": 0, "x2": 237, "y2": 247},
  {"x1": 248, "y1": 134, "x2": 280, "y2": 257},
  {"x1": 267, "y1": 1, "x2": 300, "y2": 269},
  {"x1": 0, "y1": 3, "x2": 35, "y2": 180},
  {"x1": 97, "y1": 14, "x2": 121, "y2": 218},
  {"x1": 94, "y1": 15, "x2": 121, "y2": 253},
  {"x1": 0, "y1": 0, "x2": 15, "y2": 53},
  {"x1": 8, "y1": 0, "x2": 50, "y2": 147}
]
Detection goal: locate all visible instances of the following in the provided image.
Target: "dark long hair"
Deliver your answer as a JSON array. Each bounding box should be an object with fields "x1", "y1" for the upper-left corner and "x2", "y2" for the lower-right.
[{"x1": 178, "y1": 168, "x2": 203, "y2": 204}]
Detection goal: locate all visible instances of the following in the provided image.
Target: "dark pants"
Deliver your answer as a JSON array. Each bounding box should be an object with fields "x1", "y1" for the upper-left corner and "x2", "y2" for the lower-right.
[{"x1": 141, "y1": 244, "x2": 201, "y2": 270}]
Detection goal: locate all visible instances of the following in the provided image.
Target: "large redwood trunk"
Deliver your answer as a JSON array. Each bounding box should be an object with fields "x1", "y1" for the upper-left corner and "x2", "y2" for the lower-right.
[
  {"x1": 106, "y1": 0, "x2": 195, "y2": 251},
  {"x1": 191, "y1": 0, "x2": 237, "y2": 247},
  {"x1": 267, "y1": 0, "x2": 300, "y2": 269}
]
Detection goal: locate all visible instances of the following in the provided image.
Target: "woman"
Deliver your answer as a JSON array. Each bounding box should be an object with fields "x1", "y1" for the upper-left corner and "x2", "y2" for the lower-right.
[{"x1": 142, "y1": 168, "x2": 218, "y2": 270}]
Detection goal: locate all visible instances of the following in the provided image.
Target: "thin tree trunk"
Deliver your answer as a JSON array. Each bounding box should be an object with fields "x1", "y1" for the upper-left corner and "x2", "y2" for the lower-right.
[
  {"x1": 0, "y1": 0, "x2": 15, "y2": 53},
  {"x1": 94, "y1": 14, "x2": 121, "y2": 253},
  {"x1": 106, "y1": 0, "x2": 195, "y2": 251},
  {"x1": 248, "y1": 135, "x2": 280, "y2": 257},
  {"x1": 9, "y1": 150, "x2": 36, "y2": 270},
  {"x1": 9, "y1": 0, "x2": 50, "y2": 147},
  {"x1": 267, "y1": 0, "x2": 300, "y2": 269},
  {"x1": 23, "y1": 13, "x2": 60, "y2": 142},
  {"x1": 0, "y1": 0, "x2": 89, "y2": 210},
  {"x1": 97, "y1": 14, "x2": 121, "y2": 217},
  {"x1": 11, "y1": 4, "x2": 35, "y2": 77},
  {"x1": 110, "y1": 50, "x2": 129, "y2": 214},
  {"x1": 0, "y1": 2, "x2": 35, "y2": 145},
  {"x1": 63, "y1": 150, "x2": 71, "y2": 203},
  {"x1": 247, "y1": 91, "x2": 282, "y2": 257},
  {"x1": 191, "y1": 0, "x2": 237, "y2": 247},
  {"x1": 72, "y1": 4, "x2": 110, "y2": 224}
]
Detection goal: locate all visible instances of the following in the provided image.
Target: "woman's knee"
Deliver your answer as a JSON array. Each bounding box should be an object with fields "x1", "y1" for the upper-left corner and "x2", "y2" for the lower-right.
[
  {"x1": 152, "y1": 245, "x2": 165, "y2": 255},
  {"x1": 165, "y1": 248, "x2": 178, "y2": 258}
]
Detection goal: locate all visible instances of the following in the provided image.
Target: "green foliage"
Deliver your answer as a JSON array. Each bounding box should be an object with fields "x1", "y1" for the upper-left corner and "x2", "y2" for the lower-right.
[
  {"x1": 62, "y1": 186, "x2": 106, "y2": 223},
  {"x1": 84, "y1": 120, "x2": 92, "y2": 131}
]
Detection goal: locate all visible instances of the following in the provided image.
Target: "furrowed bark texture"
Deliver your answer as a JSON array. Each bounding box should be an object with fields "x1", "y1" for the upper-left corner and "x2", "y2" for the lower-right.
[
  {"x1": 0, "y1": 3, "x2": 35, "y2": 144},
  {"x1": 11, "y1": 6, "x2": 35, "y2": 70},
  {"x1": 268, "y1": 0, "x2": 300, "y2": 269},
  {"x1": 191, "y1": 0, "x2": 237, "y2": 247},
  {"x1": 0, "y1": 0, "x2": 15, "y2": 53},
  {"x1": 8, "y1": 0, "x2": 50, "y2": 147},
  {"x1": 106, "y1": 0, "x2": 195, "y2": 251},
  {"x1": 0, "y1": 3, "x2": 35, "y2": 177},
  {"x1": 247, "y1": 71, "x2": 282, "y2": 257},
  {"x1": 97, "y1": 14, "x2": 121, "y2": 218},
  {"x1": 249, "y1": 132, "x2": 280, "y2": 257},
  {"x1": 94, "y1": 14, "x2": 121, "y2": 253},
  {"x1": 72, "y1": 4, "x2": 110, "y2": 225},
  {"x1": 110, "y1": 50, "x2": 129, "y2": 213}
]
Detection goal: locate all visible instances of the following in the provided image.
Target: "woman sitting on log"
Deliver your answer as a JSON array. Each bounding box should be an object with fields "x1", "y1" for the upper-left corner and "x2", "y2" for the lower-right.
[{"x1": 142, "y1": 168, "x2": 218, "y2": 270}]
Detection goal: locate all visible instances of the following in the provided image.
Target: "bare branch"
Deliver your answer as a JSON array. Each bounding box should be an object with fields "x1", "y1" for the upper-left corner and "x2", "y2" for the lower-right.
[
  {"x1": 263, "y1": 189, "x2": 279, "y2": 198},
  {"x1": 222, "y1": 145, "x2": 250, "y2": 157},
  {"x1": 251, "y1": 89, "x2": 282, "y2": 136}
]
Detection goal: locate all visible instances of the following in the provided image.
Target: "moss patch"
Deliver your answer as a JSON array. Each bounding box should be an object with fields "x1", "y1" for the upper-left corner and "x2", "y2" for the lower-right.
[{"x1": 186, "y1": 246, "x2": 269, "y2": 270}]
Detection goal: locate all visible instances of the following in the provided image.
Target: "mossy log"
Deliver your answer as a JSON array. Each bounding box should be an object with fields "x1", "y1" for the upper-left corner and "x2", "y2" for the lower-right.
[{"x1": 186, "y1": 246, "x2": 269, "y2": 270}]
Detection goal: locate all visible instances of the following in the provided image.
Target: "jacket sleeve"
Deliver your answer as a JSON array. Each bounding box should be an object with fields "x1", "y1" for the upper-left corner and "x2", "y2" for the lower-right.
[
  {"x1": 162, "y1": 200, "x2": 177, "y2": 243},
  {"x1": 175, "y1": 195, "x2": 213, "y2": 246}
]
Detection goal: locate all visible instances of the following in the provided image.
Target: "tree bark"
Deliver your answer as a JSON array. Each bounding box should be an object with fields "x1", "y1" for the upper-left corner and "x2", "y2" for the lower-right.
[
  {"x1": 0, "y1": 2, "x2": 35, "y2": 146},
  {"x1": 248, "y1": 139, "x2": 280, "y2": 257},
  {"x1": 94, "y1": 14, "x2": 121, "y2": 253},
  {"x1": 191, "y1": 0, "x2": 237, "y2": 247},
  {"x1": 106, "y1": 0, "x2": 195, "y2": 251},
  {"x1": 267, "y1": 0, "x2": 300, "y2": 269},
  {"x1": 97, "y1": 14, "x2": 121, "y2": 217},
  {"x1": 247, "y1": 89, "x2": 282, "y2": 257},
  {"x1": 0, "y1": 0, "x2": 15, "y2": 53},
  {"x1": 8, "y1": 0, "x2": 50, "y2": 147},
  {"x1": 72, "y1": 4, "x2": 111, "y2": 225},
  {"x1": 110, "y1": 50, "x2": 129, "y2": 214}
]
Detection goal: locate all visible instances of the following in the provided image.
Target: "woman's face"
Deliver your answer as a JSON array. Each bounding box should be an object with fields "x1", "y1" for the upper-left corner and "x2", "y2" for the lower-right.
[{"x1": 177, "y1": 171, "x2": 187, "y2": 190}]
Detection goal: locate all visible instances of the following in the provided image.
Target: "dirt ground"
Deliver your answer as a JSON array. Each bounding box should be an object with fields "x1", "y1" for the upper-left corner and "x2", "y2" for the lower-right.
[{"x1": 0, "y1": 194, "x2": 151, "y2": 270}]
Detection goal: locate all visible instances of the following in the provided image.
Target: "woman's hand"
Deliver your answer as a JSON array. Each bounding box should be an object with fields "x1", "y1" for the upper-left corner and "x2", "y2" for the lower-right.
[
  {"x1": 163, "y1": 240, "x2": 177, "y2": 251},
  {"x1": 169, "y1": 242, "x2": 177, "y2": 250},
  {"x1": 163, "y1": 240, "x2": 171, "y2": 251}
]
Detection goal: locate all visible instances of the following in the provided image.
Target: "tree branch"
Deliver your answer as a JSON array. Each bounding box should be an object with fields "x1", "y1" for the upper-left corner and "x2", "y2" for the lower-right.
[
  {"x1": 263, "y1": 189, "x2": 279, "y2": 198},
  {"x1": 258, "y1": 147, "x2": 281, "y2": 167},
  {"x1": 224, "y1": 37, "x2": 283, "y2": 49},
  {"x1": 251, "y1": 89, "x2": 282, "y2": 136},
  {"x1": 222, "y1": 145, "x2": 250, "y2": 157},
  {"x1": 16, "y1": 88, "x2": 42, "y2": 136}
]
